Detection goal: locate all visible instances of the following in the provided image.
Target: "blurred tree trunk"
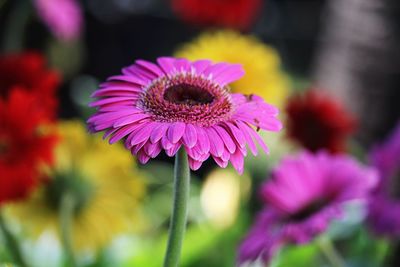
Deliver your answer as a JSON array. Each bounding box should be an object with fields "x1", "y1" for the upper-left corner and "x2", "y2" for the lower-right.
[{"x1": 313, "y1": 0, "x2": 400, "y2": 147}]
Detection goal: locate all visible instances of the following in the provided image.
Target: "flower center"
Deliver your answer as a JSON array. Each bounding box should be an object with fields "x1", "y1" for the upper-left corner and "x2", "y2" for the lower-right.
[
  {"x1": 139, "y1": 73, "x2": 234, "y2": 127},
  {"x1": 163, "y1": 84, "x2": 214, "y2": 105},
  {"x1": 287, "y1": 198, "x2": 329, "y2": 222}
]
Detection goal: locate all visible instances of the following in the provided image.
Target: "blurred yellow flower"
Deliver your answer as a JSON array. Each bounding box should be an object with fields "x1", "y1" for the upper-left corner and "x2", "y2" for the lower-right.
[
  {"x1": 175, "y1": 30, "x2": 290, "y2": 108},
  {"x1": 200, "y1": 168, "x2": 250, "y2": 229},
  {"x1": 11, "y1": 121, "x2": 146, "y2": 250}
]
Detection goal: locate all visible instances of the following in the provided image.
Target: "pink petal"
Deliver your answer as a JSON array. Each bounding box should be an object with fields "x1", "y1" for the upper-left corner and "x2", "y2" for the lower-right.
[
  {"x1": 161, "y1": 135, "x2": 174, "y2": 150},
  {"x1": 107, "y1": 75, "x2": 148, "y2": 86},
  {"x1": 150, "y1": 123, "x2": 168, "y2": 143},
  {"x1": 225, "y1": 122, "x2": 246, "y2": 148},
  {"x1": 188, "y1": 157, "x2": 203, "y2": 171},
  {"x1": 113, "y1": 113, "x2": 150, "y2": 127},
  {"x1": 214, "y1": 125, "x2": 236, "y2": 154},
  {"x1": 195, "y1": 127, "x2": 210, "y2": 154},
  {"x1": 206, "y1": 127, "x2": 224, "y2": 157},
  {"x1": 166, "y1": 143, "x2": 182, "y2": 157},
  {"x1": 129, "y1": 123, "x2": 153, "y2": 146},
  {"x1": 167, "y1": 122, "x2": 186, "y2": 144},
  {"x1": 192, "y1": 59, "x2": 212, "y2": 74},
  {"x1": 182, "y1": 124, "x2": 197, "y2": 148},
  {"x1": 212, "y1": 156, "x2": 229, "y2": 168},
  {"x1": 230, "y1": 149, "x2": 245, "y2": 174},
  {"x1": 135, "y1": 60, "x2": 164, "y2": 76},
  {"x1": 236, "y1": 121, "x2": 258, "y2": 156},
  {"x1": 157, "y1": 57, "x2": 177, "y2": 75},
  {"x1": 144, "y1": 142, "x2": 162, "y2": 158},
  {"x1": 136, "y1": 149, "x2": 151, "y2": 164}
]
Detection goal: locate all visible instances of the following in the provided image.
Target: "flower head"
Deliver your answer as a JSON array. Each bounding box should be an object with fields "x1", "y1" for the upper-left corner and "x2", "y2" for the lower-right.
[
  {"x1": 285, "y1": 89, "x2": 356, "y2": 153},
  {"x1": 171, "y1": 0, "x2": 262, "y2": 30},
  {"x1": 34, "y1": 0, "x2": 83, "y2": 42},
  {"x1": 0, "y1": 52, "x2": 60, "y2": 120},
  {"x1": 11, "y1": 121, "x2": 146, "y2": 250},
  {"x1": 367, "y1": 122, "x2": 400, "y2": 236},
  {"x1": 0, "y1": 89, "x2": 58, "y2": 205},
  {"x1": 238, "y1": 151, "x2": 377, "y2": 265},
  {"x1": 88, "y1": 57, "x2": 282, "y2": 174},
  {"x1": 175, "y1": 31, "x2": 290, "y2": 108}
]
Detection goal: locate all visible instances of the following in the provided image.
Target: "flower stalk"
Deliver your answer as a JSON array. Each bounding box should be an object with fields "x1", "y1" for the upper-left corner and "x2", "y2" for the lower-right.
[
  {"x1": 59, "y1": 192, "x2": 78, "y2": 267},
  {"x1": 0, "y1": 210, "x2": 29, "y2": 267},
  {"x1": 317, "y1": 236, "x2": 346, "y2": 267},
  {"x1": 163, "y1": 148, "x2": 190, "y2": 267}
]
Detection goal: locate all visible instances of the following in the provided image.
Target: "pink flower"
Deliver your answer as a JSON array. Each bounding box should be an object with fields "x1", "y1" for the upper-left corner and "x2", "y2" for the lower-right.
[
  {"x1": 34, "y1": 0, "x2": 83, "y2": 42},
  {"x1": 88, "y1": 57, "x2": 282, "y2": 174},
  {"x1": 367, "y1": 122, "x2": 400, "y2": 236},
  {"x1": 238, "y1": 151, "x2": 377, "y2": 265}
]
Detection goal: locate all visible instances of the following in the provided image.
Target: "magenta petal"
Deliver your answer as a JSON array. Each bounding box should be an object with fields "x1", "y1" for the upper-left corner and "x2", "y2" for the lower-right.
[
  {"x1": 214, "y1": 125, "x2": 236, "y2": 153},
  {"x1": 225, "y1": 122, "x2": 246, "y2": 148},
  {"x1": 195, "y1": 127, "x2": 210, "y2": 154},
  {"x1": 166, "y1": 143, "x2": 182, "y2": 157},
  {"x1": 174, "y1": 58, "x2": 191, "y2": 72},
  {"x1": 144, "y1": 141, "x2": 162, "y2": 158},
  {"x1": 213, "y1": 156, "x2": 229, "y2": 168},
  {"x1": 182, "y1": 124, "x2": 197, "y2": 148},
  {"x1": 188, "y1": 157, "x2": 202, "y2": 171},
  {"x1": 157, "y1": 57, "x2": 177, "y2": 75},
  {"x1": 161, "y1": 135, "x2": 174, "y2": 150},
  {"x1": 107, "y1": 75, "x2": 148, "y2": 86},
  {"x1": 135, "y1": 60, "x2": 164, "y2": 76},
  {"x1": 192, "y1": 59, "x2": 212, "y2": 74},
  {"x1": 167, "y1": 122, "x2": 186, "y2": 144},
  {"x1": 136, "y1": 149, "x2": 151, "y2": 164},
  {"x1": 230, "y1": 149, "x2": 245, "y2": 175},
  {"x1": 113, "y1": 113, "x2": 150, "y2": 127},
  {"x1": 248, "y1": 126, "x2": 270, "y2": 154},
  {"x1": 109, "y1": 124, "x2": 139, "y2": 144},
  {"x1": 236, "y1": 121, "x2": 258, "y2": 156},
  {"x1": 206, "y1": 127, "x2": 224, "y2": 157},
  {"x1": 129, "y1": 123, "x2": 153, "y2": 146},
  {"x1": 150, "y1": 123, "x2": 168, "y2": 143}
]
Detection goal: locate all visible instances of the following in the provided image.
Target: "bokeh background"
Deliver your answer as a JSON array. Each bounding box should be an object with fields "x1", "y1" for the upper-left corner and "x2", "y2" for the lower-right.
[{"x1": 0, "y1": 0, "x2": 399, "y2": 266}]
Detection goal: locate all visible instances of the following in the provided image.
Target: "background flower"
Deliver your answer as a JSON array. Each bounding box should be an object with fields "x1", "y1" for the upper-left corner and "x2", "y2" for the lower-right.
[
  {"x1": 34, "y1": 0, "x2": 83, "y2": 42},
  {"x1": 88, "y1": 57, "x2": 282, "y2": 174},
  {"x1": 170, "y1": 0, "x2": 262, "y2": 30},
  {"x1": 238, "y1": 151, "x2": 377, "y2": 265},
  {"x1": 0, "y1": 52, "x2": 60, "y2": 120},
  {"x1": 0, "y1": 89, "x2": 58, "y2": 205},
  {"x1": 11, "y1": 121, "x2": 146, "y2": 250},
  {"x1": 175, "y1": 31, "x2": 290, "y2": 108},
  {"x1": 368, "y1": 122, "x2": 400, "y2": 236},
  {"x1": 285, "y1": 89, "x2": 356, "y2": 153}
]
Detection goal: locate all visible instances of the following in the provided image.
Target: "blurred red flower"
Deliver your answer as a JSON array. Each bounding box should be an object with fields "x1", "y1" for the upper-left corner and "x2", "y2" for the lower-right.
[
  {"x1": 0, "y1": 88, "x2": 58, "y2": 205},
  {"x1": 171, "y1": 0, "x2": 262, "y2": 30},
  {"x1": 285, "y1": 89, "x2": 356, "y2": 153},
  {"x1": 0, "y1": 52, "x2": 60, "y2": 120}
]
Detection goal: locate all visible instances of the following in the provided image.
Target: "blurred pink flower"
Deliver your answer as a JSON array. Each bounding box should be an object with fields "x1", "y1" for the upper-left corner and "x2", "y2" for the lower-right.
[
  {"x1": 88, "y1": 57, "x2": 282, "y2": 174},
  {"x1": 239, "y1": 151, "x2": 377, "y2": 265},
  {"x1": 368, "y1": 122, "x2": 400, "y2": 237},
  {"x1": 34, "y1": 0, "x2": 83, "y2": 41}
]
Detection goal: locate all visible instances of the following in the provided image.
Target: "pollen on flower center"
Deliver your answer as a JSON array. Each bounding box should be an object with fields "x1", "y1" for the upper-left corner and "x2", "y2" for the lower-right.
[
  {"x1": 163, "y1": 84, "x2": 214, "y2": 105},
  {"x1": 139, "y1": 73, "x2": 234, "y2": 127}
]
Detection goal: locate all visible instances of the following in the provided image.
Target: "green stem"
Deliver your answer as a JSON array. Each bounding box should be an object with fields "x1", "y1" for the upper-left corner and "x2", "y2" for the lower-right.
[
  {"x1": 2, "y1": 0, "x2": 31, "y2": 52},
  {"x1": 163, "y1": 148, "x2": 190, "y2": 267},
  {"x1": 0, "y1": 210, "x2": 29, "y2": 267},
  {"x1": 317, "y1": 236, "x2": 346, "y2": 267},
  {"x1": 59, "y1": 193, "x2": 78, "y2": 267}
]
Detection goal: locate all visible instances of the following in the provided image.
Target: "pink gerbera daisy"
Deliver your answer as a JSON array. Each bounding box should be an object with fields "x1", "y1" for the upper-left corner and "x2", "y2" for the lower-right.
[
  {"x1": 238, "y1": 151, "x2": 377, "y2": 265},
  {"x1": 88, "y1": 57, "x2": 282, "y2": 174}
]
